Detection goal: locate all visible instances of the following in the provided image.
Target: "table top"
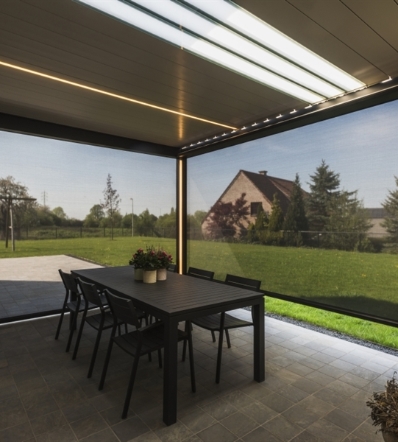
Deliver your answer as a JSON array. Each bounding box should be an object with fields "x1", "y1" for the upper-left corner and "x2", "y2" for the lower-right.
[{"x1": 72, "y1": 266, "x2": 263, "y2": 320}]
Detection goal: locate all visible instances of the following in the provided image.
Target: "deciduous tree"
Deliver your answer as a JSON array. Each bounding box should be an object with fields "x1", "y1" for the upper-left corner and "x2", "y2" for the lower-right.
[
  {"x1": 101, "y1": 174, "x2": 121, "y2": 239},
  {"x1": 206, "y1": 193, "x2": 249, "y2": 239}
]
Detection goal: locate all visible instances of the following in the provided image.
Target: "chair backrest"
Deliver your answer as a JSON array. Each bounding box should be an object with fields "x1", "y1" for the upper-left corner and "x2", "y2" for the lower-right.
[
  {"x1": 187, "y1": 267, "x2": 214, "y2": 281},
  {"x1": 104, "y1": 289, "x2": 141, "y2": 328},
  {"x1": 167, "y1": 264, "x2": 176, "y2": 272},
  {"x1": 59, "y1": 269, "x2": 79, "y2": 294},
  {"x1": 225, "y1": 274, "x2": 261, "y2": 291},
  {"x1": 77, "y1": 278, "x2": 106, "y2": 308}
]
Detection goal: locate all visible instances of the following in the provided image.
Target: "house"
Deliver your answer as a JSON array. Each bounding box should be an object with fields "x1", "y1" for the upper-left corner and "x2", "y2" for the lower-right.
[
  {"x1": 366, "y1": 208, "x2": 388, "y2": 237},
  {"x1": 201, "y1": 170, "x2": 298, "y2": 237}
]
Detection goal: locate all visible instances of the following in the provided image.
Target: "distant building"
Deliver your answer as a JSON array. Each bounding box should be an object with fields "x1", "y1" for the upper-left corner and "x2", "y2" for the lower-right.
[
  {"x1": 201, "y1": 170, "x2": 299, "y2": 236},
  {"x1": 366, "y1": 208, "x2": 388, "y2": 237}
]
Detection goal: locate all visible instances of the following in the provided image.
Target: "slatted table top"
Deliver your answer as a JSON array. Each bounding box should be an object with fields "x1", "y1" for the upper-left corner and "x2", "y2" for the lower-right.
[{"x1": 72, "y1": 266, "x2": 264, "y2": 319}]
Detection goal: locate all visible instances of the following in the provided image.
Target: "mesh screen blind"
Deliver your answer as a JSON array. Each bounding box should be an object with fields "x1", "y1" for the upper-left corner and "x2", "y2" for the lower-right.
[{"x1": 187, "y1": 99, "x2": 398, "y2": 323}]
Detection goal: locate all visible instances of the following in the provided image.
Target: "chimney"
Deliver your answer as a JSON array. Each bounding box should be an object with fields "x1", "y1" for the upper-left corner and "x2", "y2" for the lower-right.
[{"x1": 258, "y1": 170, "x2": 267, "y2": 176}]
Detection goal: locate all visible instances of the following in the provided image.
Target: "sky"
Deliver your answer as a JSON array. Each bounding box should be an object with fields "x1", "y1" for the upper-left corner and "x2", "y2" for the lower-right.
[{"x1": 1, "y1": 98, "x2": 398, "y2": 219}]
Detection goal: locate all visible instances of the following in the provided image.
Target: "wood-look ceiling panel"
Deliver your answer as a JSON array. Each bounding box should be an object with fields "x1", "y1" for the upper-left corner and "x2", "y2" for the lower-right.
[
  {"x1": 235, "y1": 0, "x2": 387, "y2": 84},
  {"x1": 342, "y1": 0, "x2": 398, "y2": 53},
  {"x1": 288, "y1": 0, "x2": 398, "y2": 79}
]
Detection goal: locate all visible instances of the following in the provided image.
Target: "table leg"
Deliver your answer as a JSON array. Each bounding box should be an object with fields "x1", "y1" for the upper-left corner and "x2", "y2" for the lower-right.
[
  {"x1": 163, "y1": 318, "x2": 179, "y2": 425},
  {"x1": 252, "y1": 299, "x2": 265, "y2": 382}
]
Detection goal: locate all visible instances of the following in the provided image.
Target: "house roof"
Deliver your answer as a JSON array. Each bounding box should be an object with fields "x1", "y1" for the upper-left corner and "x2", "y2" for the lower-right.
[
  {"x1": 241, "y1": 171, "x2": 297, "y2": 213},
  {"x1": 1, "y1": 0, "x2": 398, "y2": 157}
]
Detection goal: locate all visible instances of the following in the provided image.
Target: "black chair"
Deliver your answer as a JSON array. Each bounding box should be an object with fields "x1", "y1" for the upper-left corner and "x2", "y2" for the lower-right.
[
  {"x1": 189, "y1": 274, "x2": 261, "y2": 383},
  {"x1": 99, "y1": 289, "x2": 196, "y2": 419},
  {"x1": 55, "y1": 270, "x2": 96, "y2": 352},
  {"x1": 167, "y1": 263, "x2": 176, "y2": 272},
  {"x1": 187, "y1": 267, "x2": 214, "y2": 281}
]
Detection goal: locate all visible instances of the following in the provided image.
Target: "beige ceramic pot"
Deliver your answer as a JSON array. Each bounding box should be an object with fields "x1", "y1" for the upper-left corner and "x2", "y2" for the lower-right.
[
  {"x1": 134, "y1": 268, "x2": 143, "y2": 281},
  {"x1": 157, "y1": 268, "x2": 167, "y2": 281},
  {"x1": 143, "y1": 269, "x2": 157, "y2": 284}
]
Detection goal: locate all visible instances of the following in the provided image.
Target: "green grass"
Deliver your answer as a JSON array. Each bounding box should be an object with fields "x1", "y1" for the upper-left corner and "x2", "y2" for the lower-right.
[{"x1": 2, "y1": 237, "x2": 398, "y2": 349}]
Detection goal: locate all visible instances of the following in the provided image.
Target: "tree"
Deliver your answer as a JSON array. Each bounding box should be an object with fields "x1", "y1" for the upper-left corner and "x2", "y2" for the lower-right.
[
  {"x1": 268, "y1": 193, "x2": 284, "y2": 232},
  {"x1": 52, "y1": 207, "x2": 68, "y2": 226},
  {"x1": 283, "y1": 174, "x2": 308, "y2": 246},
  {"x1": 206, "y1": 193, "x2": 249, "y2": 239},
  {"x1": 135, "y1": 209, "x2": 157, "y2": 236},
  {"x1": 248, "y1": 204, "x2": 268, "y2": 243},
  {"x1": 307, "y1": 160, "x2": 340, "y2": 231},
  {"x1": 156, "y1": 208, "x2": 176, "y2": 238},
  {"x1": 101, "y1": 174, "x2": 121, "y2": 239},
  {"x1": 324, "y1": 191, "x2": 372, "y2": 251},
  {"x1": 84, "y1": 204, "x2": 105, "y2": 227},
  {"x1": 187, "y1": 210, "x2": 207, "y2": 240},
  {"x1": 382, "y1": 176, "x2": 398, "y2": 246},
  {"x1": 0, "y1": 176, "x2": 36, "y2": 242}
]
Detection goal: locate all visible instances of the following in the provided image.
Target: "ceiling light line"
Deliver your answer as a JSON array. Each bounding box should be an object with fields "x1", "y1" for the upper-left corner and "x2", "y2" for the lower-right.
[
  {"x1": 76, "y1": 0, "x2": 323, "y2": 103},
  {"x1": 126, "y1": 0, "x2": 342, "y2": 98},
  {"x1": 0, "y1": 60, "x2": 236, "y2": 130},
  {"x1": 181, "y1": 0, "x2": 365, "y2": 92}
]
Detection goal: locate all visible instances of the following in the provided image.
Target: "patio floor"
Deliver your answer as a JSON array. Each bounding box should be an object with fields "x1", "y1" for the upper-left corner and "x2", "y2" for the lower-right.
[
  {"x1": 0, "y1": 307, "x2": 393, "y2": 441},
  {"x1": 0, "y1": 256, "x2": 100, "y2": 322}
]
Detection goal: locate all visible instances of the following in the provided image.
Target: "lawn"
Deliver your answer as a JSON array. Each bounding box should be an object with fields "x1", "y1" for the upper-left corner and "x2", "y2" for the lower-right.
[{"x1": 2, "y1": 237, "x2": 398, "y2": 349}]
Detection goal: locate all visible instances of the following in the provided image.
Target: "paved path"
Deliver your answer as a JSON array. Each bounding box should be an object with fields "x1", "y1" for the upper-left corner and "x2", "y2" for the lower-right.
[{"x1": 0, "y1": 255, "x2": 101, "y2": 322}]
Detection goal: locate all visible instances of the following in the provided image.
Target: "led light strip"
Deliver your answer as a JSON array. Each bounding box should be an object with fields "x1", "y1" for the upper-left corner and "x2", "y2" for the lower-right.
[
  {"x1": 184, "y1": 0, "x2": 364, "y2": 92},
  {"x1": 76, "y1": 0, "x2": 324, "y2": 103},
  {"x1": 0, "y1": 60, "x2": 236, "y2": 129}
]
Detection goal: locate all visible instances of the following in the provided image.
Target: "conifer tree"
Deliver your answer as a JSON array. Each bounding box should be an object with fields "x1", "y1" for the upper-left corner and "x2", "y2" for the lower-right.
[
  {"x1": 307, "y1": 160, "x2": 340, "y2": 231},
  {"x1": 283, "y1": 173, "x2": 308, "y2": 232},
  {"x1": 382, "y1": 176, "x2": 398, "y2": 245},
  {"x1": 268, "y1": 193, "x2": 284, "y2": 232}
]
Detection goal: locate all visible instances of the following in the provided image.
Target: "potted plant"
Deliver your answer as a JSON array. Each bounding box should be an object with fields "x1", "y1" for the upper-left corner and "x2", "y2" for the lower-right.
[
  {"x1": 367, "y1": 373, "x2": 398, "y2": 441},
  {"x1": 129, "y1": 248, "x2": 146, "y2": 281},
  {"x1": 156, "y1": 248, "x2": 173, "y2": 281},
  {"x1": 142, "y1": 246, "x2": 159, "y2": 283}
]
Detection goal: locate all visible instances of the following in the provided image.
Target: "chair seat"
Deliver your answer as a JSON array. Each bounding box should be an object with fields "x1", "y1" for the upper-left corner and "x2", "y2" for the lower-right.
[
  {"x1": 114, "y1": 325, "x2": 187, "y2": 357},
  {"x1": 86, "y1": 311, "x2": 116, "y2": 330},
  {"x1": 192, "y1": 313, "x2": 252, "y2": 331}
]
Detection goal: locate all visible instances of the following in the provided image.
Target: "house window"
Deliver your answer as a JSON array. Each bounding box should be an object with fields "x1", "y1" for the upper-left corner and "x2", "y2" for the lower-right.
[{"x1": 250, "y1": 202, "x2": 263, "y2": 216}]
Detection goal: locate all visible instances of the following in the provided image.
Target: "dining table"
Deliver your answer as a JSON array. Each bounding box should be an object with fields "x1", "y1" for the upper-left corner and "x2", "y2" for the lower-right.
[{"x1": 72, "y1": 266, "x2": 265, "y2": 426}]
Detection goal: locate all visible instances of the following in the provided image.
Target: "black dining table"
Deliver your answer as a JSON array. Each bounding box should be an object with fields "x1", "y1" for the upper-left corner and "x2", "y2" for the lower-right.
[{"x1": 72, "y1": 266, "x2": 265, "y2": 426}]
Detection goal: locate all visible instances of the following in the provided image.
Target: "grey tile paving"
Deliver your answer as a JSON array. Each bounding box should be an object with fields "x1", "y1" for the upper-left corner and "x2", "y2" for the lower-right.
[{"x1": 0, "y1": 255, "x2": 100, "y2": 321}]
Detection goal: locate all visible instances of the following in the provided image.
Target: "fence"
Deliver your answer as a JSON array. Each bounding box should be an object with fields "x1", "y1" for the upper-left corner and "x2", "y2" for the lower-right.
[{"x1": 3, "y1": 226, "x2": 177, "y2": 240}]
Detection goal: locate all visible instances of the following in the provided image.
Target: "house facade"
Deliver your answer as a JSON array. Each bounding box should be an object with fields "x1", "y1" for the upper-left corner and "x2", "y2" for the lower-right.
[{"x1": 201, "y1": 170, "x2": 297, "y2": 237}]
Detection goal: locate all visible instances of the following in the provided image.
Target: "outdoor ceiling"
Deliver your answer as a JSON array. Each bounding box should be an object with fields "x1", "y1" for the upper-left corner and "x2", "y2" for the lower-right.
[{"x1": 1, "y1": 0, "x2": 398, "y2": 154}]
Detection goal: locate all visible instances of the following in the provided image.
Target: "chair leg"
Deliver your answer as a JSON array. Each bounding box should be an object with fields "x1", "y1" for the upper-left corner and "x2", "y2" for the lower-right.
[
  {"x1": 186, "y1": 321, "x2": 196, "y2": 393},
  {"x1": 99, "y1": 331, "x2": 116, "y2": 390},
  {"x1": 72, "y1": 310, "x2": 87, "y2": 360},
  {"x1": 215, "y1": 312, "x2": 225, "y2": 384},
  {"x1": 66, "y1": 310, "x2": 78, "y2": 353},
  {"x1": 55, "y1": 298, "x2": 68, "y2": 340},
  {"x1": 87, "y1": 325, "x2": 104, "y2": 378},
  {"x1": 182, "y1": 336, "x2": 187, "y2": 362},
  {"x1": 211, "y1": 330, "x2": 216, "y2": 343},
  {"x1": 158, "y1": 349, "x2": 162, "y2": 368},
  {"x1": 122, "y1": 354, "x2": 141, "y2": 419},
  {"x1": 225, "y1": 329, "x2": 231, "y2": 348}
]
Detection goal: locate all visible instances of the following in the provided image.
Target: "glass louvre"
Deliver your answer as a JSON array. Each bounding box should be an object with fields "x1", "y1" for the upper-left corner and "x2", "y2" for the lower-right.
[{"x1": 187, "y1": 99, "x2": 398, "y2": 324}]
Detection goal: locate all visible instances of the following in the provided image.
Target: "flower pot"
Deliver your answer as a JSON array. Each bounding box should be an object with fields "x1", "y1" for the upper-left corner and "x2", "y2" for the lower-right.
[
  {"x1": 143, "y1": 269, "x2": 157, "y2": 284},
  {"x1": 157, "y1": 268, "x2": 167, "y2": 281},
  {"x1": 134, "y1": 268, "x2": 143, "y2": 281},
  {"x1": 382, "y1": 430, "x2": 398, "y2": 442}
]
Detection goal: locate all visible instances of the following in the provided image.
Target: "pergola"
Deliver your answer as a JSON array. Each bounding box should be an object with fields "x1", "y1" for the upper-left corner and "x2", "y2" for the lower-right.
[{"x1": 1, "y1": 0, "x2": 398, "y2": 271}]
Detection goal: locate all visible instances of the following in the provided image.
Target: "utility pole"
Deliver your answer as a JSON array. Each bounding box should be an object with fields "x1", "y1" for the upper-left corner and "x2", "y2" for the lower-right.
[
  {"x1": 42, "y1": 191, "x2": 48, "y2": 207},
  {"x1": 130, "y1": 198, "x2": 134, "y2": 237}
]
